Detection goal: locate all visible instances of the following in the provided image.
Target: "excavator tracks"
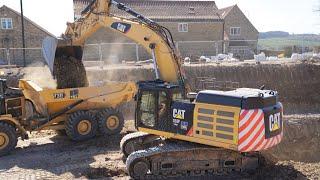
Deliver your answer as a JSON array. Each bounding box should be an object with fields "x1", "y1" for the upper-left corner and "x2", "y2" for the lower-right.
[
  {"x1": 120, "y1": 132, "x2": 163, "y2": 157},
  {"x1": 126, "y1": 140, "x2": 261, "y2": 179}
]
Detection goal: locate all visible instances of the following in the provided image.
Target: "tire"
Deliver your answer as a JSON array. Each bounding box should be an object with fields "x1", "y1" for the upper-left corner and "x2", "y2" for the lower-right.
[
  {"x1": 25, "y1": 100, "x2": 35, "y2": 120},
  {"x1": 65, "y1": 111, "x2": 98, "y2": 141},
  {"x1": 0, "y1": 122, "x2": 18, "y2": 157},
  {"x1": 96, "y1": 108, "x2": 124, "y2": 135}
]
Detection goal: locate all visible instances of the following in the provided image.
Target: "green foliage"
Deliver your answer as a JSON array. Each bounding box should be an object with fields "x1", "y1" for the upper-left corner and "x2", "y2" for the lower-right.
[
  {"x1": 283, "y1": 46, "x2": 293, "y2": 57},
  {"x1": 258, "y1": 37, "x2": 320, "y2": 50}
]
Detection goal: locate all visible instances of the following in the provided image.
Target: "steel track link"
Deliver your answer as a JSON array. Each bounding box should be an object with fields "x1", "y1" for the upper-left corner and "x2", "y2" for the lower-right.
[
  {"x1": 126, "y1": 140, "x2": 260, "y2": 179},
  {"x1": 120, "y1": 132, "x2": 162, "y2": 158},
  {"x1": 120, "y1": 132, "x2": 150, "y2": 153}
]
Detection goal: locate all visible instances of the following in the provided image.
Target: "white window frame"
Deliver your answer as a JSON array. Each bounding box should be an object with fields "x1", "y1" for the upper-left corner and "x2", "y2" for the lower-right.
[
  {"x1": 230, "y1": 27, "x2": 241, "y2": 36},
  {"x1": 178, "y1": 23, "x2": 188, "y2": 32},
  {"x1": 1, "y1": 18, "x2": 13, "y2": 29}
]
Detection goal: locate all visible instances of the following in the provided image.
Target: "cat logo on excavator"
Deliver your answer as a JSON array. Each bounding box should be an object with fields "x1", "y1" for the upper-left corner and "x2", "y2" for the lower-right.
[
  {"x1": 173, "y1": 109, "x2": 185, "y2": 120},
  {"x1": 269, "y1": 112, "x2": 281, "y2": 131}
]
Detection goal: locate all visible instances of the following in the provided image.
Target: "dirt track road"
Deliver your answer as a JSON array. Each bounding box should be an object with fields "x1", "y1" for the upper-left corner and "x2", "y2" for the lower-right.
[
  {"x1": 0, "y1": 121, "x2": 135, "y2": 180},
  {"x1": 0, "y1": 133, "x2": 128, "y2": 179},
  {"x1": 0, "y1": 119, "x2": 319, "y2": 180}
]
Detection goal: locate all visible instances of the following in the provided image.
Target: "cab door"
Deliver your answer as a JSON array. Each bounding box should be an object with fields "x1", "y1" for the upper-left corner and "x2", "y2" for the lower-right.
[
  {"x1": 157, "y1": 91, "x2": 171, "y2": 132},
  {"x1": 136, "y1": 90, "x2": 172, "y2": 133},
  {"x1": 136, "y1": 91, "x2": 157, "y2": 129}
]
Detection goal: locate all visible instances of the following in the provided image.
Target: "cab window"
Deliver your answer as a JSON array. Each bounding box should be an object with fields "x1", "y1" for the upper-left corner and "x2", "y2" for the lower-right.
[
  {"x1": 139, "y1": 91, "x2": 156, "y2": 127},
  {"x1": 158, "y1": 91, "x2": 168, "y2": 120},
  {"x1": 173, "y1": 92, "x2": 183, "y2": 100}
]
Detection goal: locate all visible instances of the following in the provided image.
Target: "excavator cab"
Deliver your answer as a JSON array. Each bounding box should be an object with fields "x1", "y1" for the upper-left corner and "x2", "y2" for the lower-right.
[{"x1": 135, "y1": 80, "x2": 184, "y2": 132}]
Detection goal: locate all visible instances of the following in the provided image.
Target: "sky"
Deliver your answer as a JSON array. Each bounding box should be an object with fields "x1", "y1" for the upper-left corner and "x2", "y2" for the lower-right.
[{"x1": 0, "y1": 0, "x2": 319, "y2": 36}]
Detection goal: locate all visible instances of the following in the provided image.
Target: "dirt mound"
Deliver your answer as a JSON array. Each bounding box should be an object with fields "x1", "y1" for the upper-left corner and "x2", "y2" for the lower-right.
[
  {"x1": 265, "y1": 115, "x2": 320, "y2": 162},
  {"x1": 87, "y1": 63, "x2": 320, "y2": 114},
  {"x1": 185, "y1": 63, "x2": 320, "y2": 114},
  {"x1": 54, "y1": 56, "x2": 88, "y2": 89}
]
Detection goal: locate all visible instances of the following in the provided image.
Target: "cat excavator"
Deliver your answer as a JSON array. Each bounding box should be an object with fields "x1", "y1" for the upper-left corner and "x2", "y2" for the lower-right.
[{"x1": 43, "y1": 0, "x2": 283, "y2": 178}]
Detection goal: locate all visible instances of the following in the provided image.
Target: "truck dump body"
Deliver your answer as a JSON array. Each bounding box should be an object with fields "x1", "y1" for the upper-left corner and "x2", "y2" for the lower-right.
[{"x1": 19, "y1": 79, "x2": 136, "y2": 119}]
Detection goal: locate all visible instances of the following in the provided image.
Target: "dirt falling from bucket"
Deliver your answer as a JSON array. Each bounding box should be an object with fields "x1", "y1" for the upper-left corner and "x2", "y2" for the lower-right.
[{"x1": 54, "y1": 56, "x2": 89, "y2": 89}]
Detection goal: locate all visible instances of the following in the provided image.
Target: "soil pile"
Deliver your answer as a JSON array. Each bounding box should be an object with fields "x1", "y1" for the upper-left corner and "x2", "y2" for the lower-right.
[
  {"x1": 54, "y1": 56, "x2": 89, "y2": 89},
  {"x1": 86, "y1": 63, "x2": 320, "y2": 114},
  {"x1": 265, "y1": 115, "x2": 320, "y2": 162},
  {"x1": 185, "y1": 63, "x2": 320, "y2": 114}
]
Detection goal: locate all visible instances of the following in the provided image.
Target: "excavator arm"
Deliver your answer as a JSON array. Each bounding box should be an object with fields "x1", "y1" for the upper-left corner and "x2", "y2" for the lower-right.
[{"x1": 43, "y1": 0, "x2": 187, "y2": 89}]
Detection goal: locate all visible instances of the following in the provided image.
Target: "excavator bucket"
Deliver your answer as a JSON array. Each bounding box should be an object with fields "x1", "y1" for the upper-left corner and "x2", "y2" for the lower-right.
[
  {"x1": 42, "y1": 36, "x2": 57, "y2": 73},
  {"x1": 42, "y1": 36, "x2": 89, "y2": 89}
]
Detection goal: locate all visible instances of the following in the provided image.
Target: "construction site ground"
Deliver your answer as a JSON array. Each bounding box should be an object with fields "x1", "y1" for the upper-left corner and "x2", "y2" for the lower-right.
[
  {"x1": 0, "y1": 62, "x2": 320, "y2": 179},
  {"x1": 0, "y1": 117, "x2": 319, "y2": 180},
  {"x1": 0, "y1": 115, "x2": 320, "y2": 179}
]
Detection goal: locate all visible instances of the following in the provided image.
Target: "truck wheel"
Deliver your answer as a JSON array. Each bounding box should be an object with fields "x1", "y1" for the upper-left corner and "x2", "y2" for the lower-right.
[
  {"x1": 0, "y1": 122, "x2": 18, "y2": 156},
  {"x1": 65, "y1": 111, "x2": 98, "y2": 141},
  {"x1": 97, "y1": 108, "x2": 124, "y2": 135}
]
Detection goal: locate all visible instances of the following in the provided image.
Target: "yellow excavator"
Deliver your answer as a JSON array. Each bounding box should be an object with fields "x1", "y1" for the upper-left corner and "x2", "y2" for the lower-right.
[{"x1": 43, "y1": 0, "x2": 283, "y2": 178}]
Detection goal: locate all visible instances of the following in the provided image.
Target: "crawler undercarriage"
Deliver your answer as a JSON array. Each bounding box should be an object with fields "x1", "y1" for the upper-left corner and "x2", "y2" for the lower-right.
[{"x1": 121, "y1": 132, "x2": 263, "y2": 179}]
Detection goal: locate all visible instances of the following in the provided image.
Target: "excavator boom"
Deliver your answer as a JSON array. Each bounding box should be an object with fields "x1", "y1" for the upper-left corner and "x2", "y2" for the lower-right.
[{"x1": 42, "y1": 0, "x2": 187, "y2": 90}]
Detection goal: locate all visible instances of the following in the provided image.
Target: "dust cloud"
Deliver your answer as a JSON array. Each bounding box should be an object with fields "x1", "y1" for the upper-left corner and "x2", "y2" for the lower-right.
[
  {"x1": 86, "y1": 42, "x2": 126, "y2": 86},
  {"x1": 22, "y1": 63, "x2": 57, "y2": 89}
]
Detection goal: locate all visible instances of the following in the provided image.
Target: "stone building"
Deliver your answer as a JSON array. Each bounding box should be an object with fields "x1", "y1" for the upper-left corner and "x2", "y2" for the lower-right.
[
  {"x1": 74, "y1": 0, "x2": 258, "y2": 61},
  {"x1": 0, "y1": 5, "x2": 54, "y2": 66}
]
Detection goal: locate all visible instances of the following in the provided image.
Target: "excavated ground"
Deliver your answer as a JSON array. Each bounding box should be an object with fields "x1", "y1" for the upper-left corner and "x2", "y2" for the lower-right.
[
  {"x1": 0, "y1": 62, "x2": 319, "y2": 179},
  {"x1": 0, "y1": 117, "x2": 319, "y2": 179},
  {"x1": 85, "y1": 62, "x2": 320, "y2": 114}
]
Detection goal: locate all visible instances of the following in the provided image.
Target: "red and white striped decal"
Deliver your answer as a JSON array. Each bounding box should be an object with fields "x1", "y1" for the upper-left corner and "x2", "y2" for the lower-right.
[{"x1": 238, "y1": 109, "x2": 282, "y2": 152}]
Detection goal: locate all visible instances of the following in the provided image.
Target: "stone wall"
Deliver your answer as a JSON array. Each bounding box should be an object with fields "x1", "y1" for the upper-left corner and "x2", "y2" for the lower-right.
[
  {"x1": 75, "y1": 1, "x2": 258, "y2": 62},
  {"x1": 224, "y1": 5, "x2": 259, "y2": 59},
  {"x1": 0, "y1": 6, "x2": 53, "y2": 66},
  {"x1": 83, "y1": 21, "x2": 224, "y2": 62}
]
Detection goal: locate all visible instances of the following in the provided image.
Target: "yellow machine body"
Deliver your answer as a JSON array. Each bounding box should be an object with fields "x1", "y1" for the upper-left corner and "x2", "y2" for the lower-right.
[
  {"x1": 136, "y1": 86, "x2": 283, "y2": 153},
  {"x1": 139, "y1": 101, "x2": 283, "y2": 152},
  {"x1": 138, "y1": 103, "x2": 240, "y2": 151},
  {"x1": 19, "y1": 79, "x2": 136, "y2": 129}
]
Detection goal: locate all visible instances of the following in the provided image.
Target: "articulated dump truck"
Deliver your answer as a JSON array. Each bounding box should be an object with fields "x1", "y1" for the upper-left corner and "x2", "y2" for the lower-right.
[{"x1": 0, "y1": 78, "x2": 136, "y2": 156}]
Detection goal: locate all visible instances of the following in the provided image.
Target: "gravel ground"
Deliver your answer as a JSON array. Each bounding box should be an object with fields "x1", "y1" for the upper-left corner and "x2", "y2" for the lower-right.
[
  {"x1": 0, "y1": 121, "x2": 135, "y2": 180},
  {"x1": 0, "y1": 118, "x2": 319, "y2": 180}
]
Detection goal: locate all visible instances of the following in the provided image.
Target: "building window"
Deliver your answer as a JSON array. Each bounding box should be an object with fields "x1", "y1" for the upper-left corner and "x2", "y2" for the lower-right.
[
  {"x1": 1, "y1": 18, "x2": 13, "y2": 29},
  {"x1": 230, "y1": 27, "x2": 240, "y2": 36},
  {"x1": 178, "y1": 23, "x2": 188, "y2": 32}
]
